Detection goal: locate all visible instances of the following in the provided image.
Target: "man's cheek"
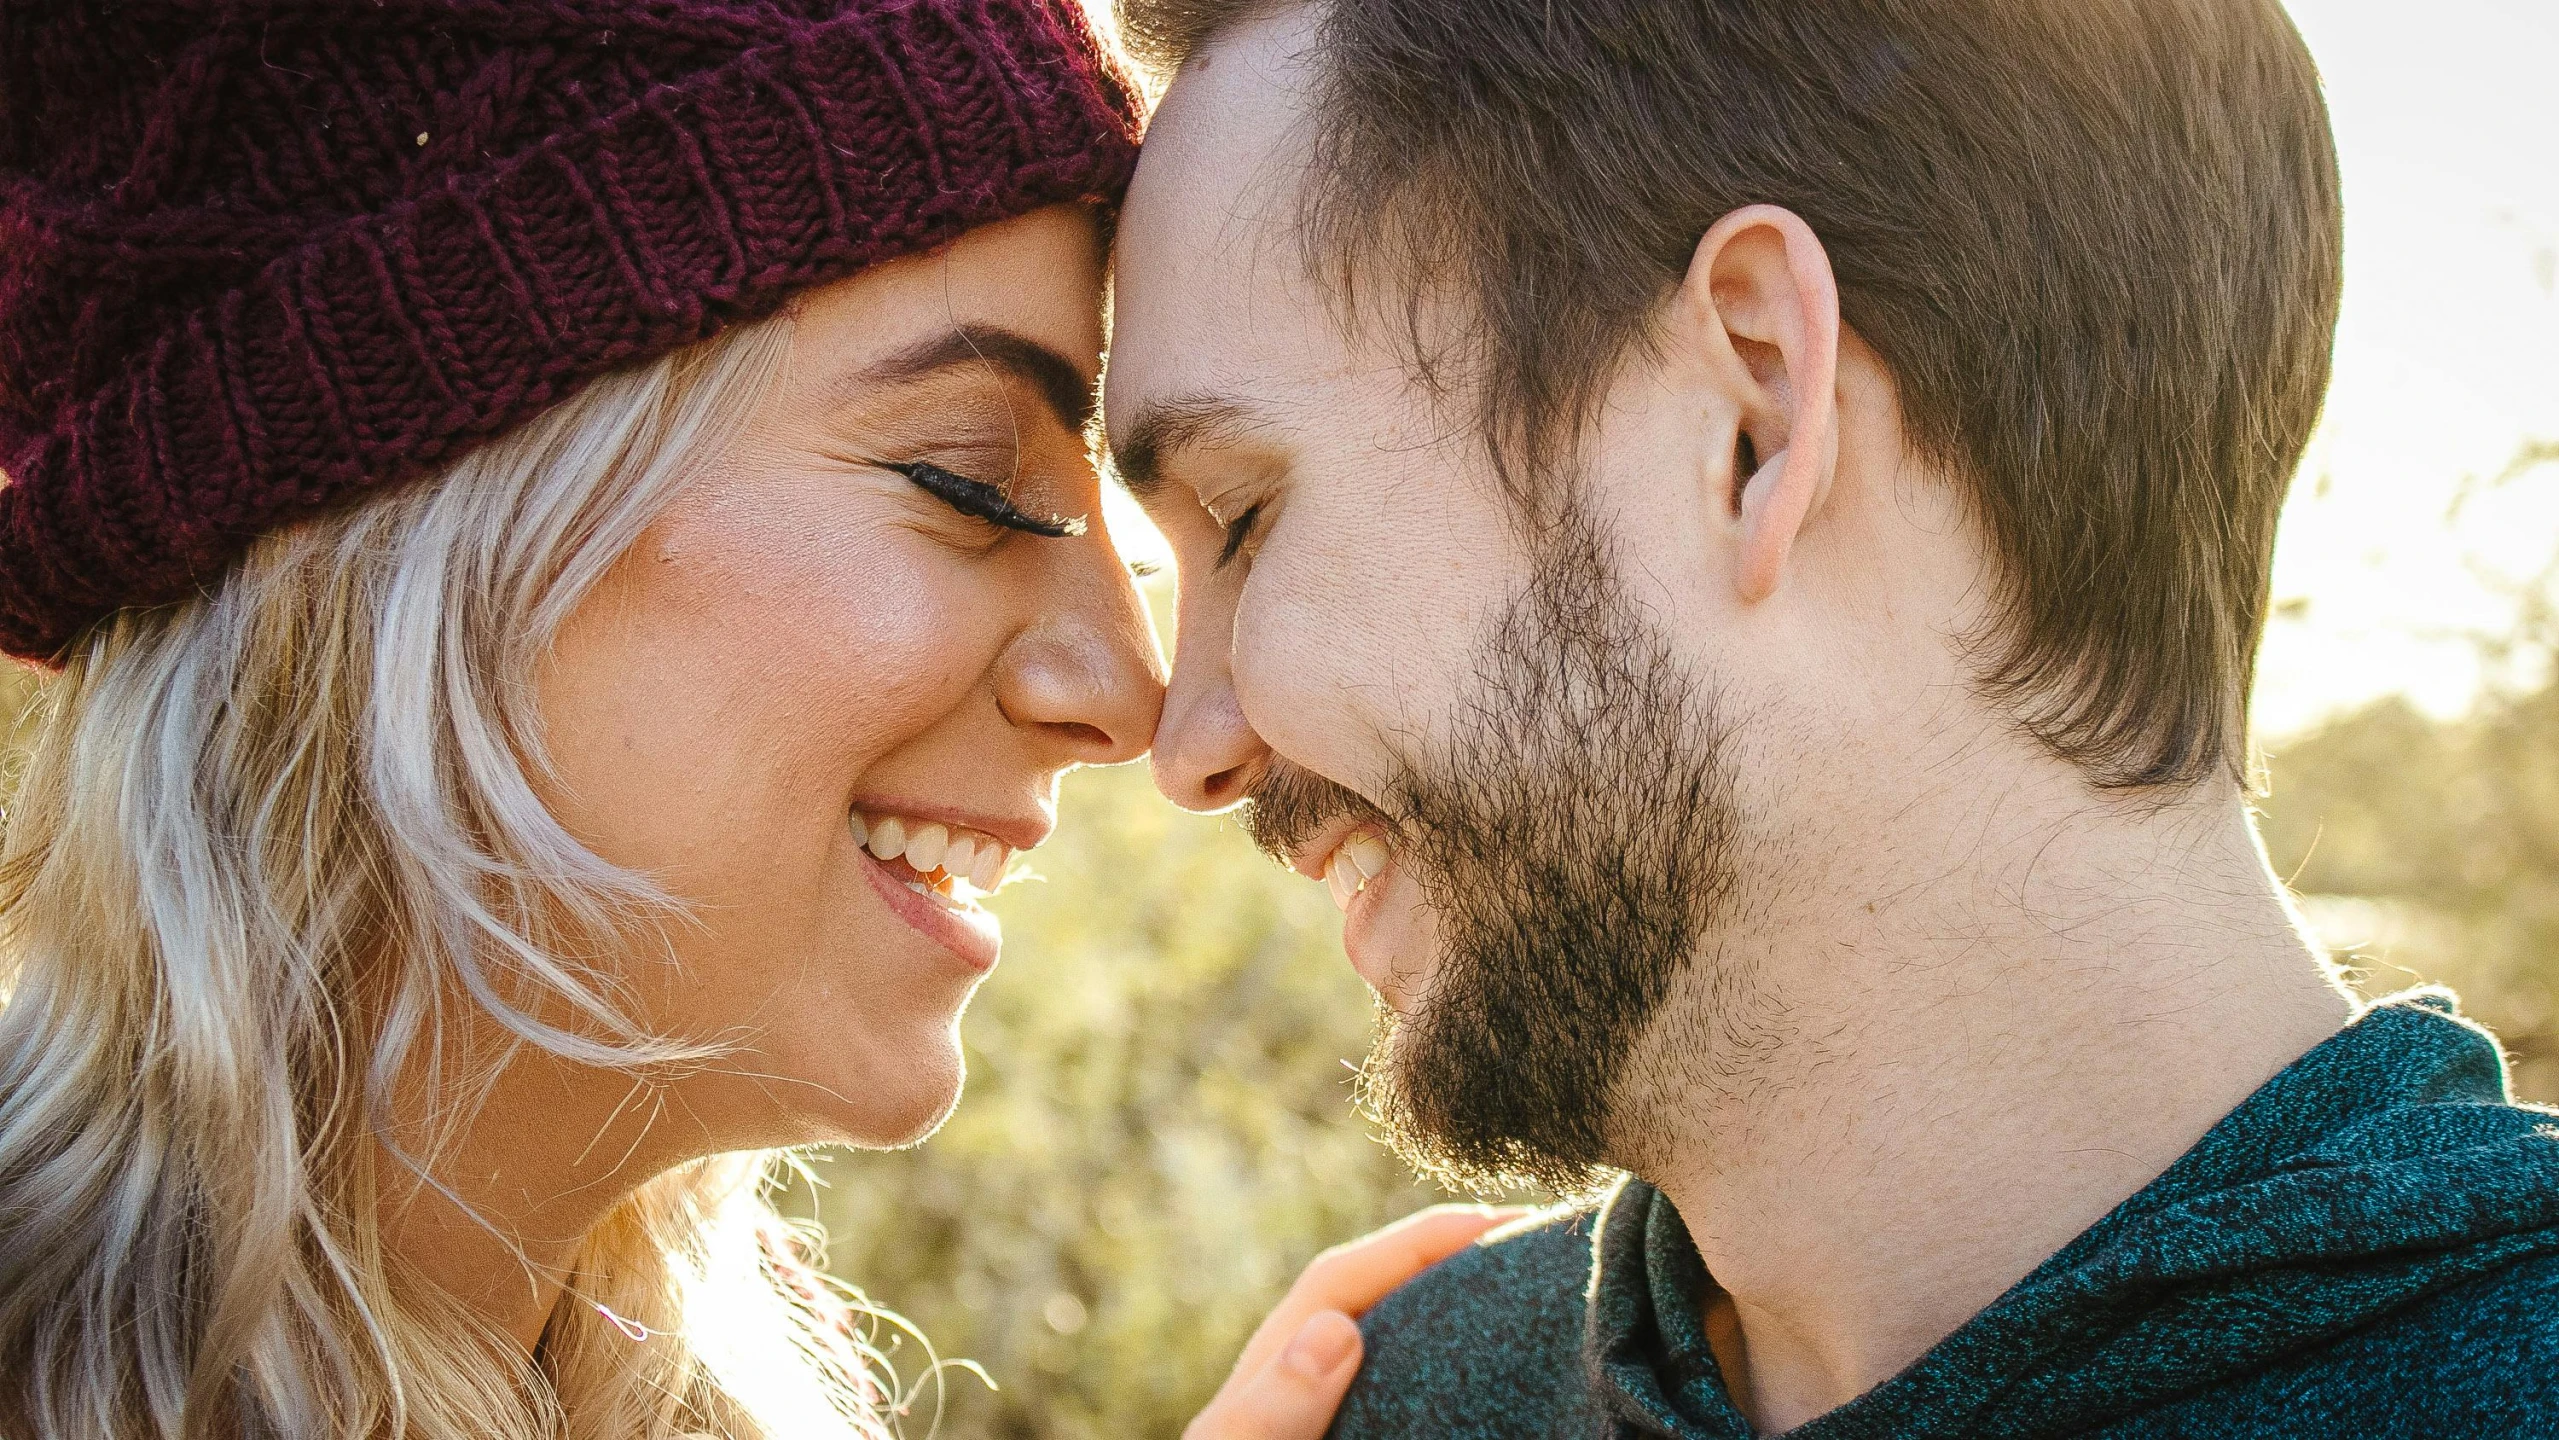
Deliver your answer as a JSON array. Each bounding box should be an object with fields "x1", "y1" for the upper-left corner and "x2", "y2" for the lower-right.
[
  {"x1": 1228, "y1": 580, "x2": 1381, "y2": 763},
  {"x1": 1257, "y1": 610, "x2": 1449, "y2": 760}
]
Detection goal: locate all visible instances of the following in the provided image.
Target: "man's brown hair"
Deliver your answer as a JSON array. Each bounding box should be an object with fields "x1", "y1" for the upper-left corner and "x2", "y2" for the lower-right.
[{"x1": 1116, "y1": 0, "x2": 2342, "y2": 788}]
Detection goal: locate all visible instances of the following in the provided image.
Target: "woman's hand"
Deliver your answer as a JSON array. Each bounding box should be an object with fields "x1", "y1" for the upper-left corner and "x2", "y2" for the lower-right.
[{"x1": 1182, "y1": 1204, "x2": 1531, "y2": 1440}]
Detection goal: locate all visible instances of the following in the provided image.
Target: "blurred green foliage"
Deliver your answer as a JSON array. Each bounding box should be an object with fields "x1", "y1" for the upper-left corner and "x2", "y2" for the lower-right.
[
  {"x1": 2258, "y1": 565, "x2": 2559, "y2": 1102},
  {"x1": 0, "y1": 662, "x2": 37, "y2": 772}
]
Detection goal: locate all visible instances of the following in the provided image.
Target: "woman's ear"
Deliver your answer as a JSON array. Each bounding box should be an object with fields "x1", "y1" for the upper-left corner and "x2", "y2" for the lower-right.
[{"x1": 1670, "y1": 204, "x2": 1843, "y2": 605}]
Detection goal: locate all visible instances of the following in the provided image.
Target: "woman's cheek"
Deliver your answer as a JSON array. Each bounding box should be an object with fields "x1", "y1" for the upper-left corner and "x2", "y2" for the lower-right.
[{"x1": 780, "y1": 545, "x2": 1004, "y2": 752}]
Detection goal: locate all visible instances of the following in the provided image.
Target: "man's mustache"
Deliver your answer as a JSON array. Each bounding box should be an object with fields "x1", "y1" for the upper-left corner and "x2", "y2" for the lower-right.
[{"x1": 1239, "y1": 758, "x2": 1394, "y2": 868}]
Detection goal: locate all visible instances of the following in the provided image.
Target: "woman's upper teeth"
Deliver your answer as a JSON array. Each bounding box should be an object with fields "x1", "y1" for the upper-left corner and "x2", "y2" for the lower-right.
[{"x1": 850, "y1": 810, "x2": 1014, "y2": 894}]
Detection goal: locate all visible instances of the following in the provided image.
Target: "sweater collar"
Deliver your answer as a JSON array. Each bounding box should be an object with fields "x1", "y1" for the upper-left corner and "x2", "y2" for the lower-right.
[{"x1": 1579, "y1": 992, "x2": 2559, "y2": 1438}]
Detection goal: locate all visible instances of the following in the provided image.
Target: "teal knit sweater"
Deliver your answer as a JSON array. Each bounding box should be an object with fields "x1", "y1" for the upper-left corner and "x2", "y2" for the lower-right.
[{"x1": 1330, "y1": 993, "x2": 2559, "y2": 1438}]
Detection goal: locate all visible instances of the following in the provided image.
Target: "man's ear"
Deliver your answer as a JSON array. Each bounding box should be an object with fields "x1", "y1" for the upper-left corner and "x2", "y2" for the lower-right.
[{"x1": 1670, "y1": 205, "x2": 1842, "y2": 605}]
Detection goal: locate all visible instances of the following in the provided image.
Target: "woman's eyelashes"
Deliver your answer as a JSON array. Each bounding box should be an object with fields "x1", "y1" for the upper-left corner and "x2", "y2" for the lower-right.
[{"x1": 885, "y1": 459, "x2": 1087, "y2": 539}]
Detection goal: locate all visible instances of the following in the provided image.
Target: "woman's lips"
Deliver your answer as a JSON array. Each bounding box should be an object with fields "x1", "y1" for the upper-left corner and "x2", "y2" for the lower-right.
[{"x1": 857, "y1": 847, "x2": 1003, "y2": 971}]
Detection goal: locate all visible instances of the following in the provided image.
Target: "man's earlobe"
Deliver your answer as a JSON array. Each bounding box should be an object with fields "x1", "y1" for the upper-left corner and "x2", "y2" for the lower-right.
[
  {"x1": 1735, "y1": 428, "x2": 1835, "y2": 604},
  {"x1": 1735, "y1": 444, "x2": 1794, "y2": 598}
]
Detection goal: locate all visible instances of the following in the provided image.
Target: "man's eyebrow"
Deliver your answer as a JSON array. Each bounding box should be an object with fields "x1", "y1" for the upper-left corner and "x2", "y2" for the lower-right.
[
  {"x1": 853, "y1": 325, "x2": 1097, "y2": 435},
  {"x1": 1110, "y1": 395, "x2": 1272, "y2": 500}
]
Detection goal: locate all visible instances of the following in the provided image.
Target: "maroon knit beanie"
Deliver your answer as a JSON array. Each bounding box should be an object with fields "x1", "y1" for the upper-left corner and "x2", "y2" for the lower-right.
[{"x1": 0, "y1": 0, "x2": 1141, "y2": 663}]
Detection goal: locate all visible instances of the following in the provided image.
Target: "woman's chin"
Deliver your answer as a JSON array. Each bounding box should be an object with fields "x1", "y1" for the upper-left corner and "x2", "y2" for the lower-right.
[
  {"x1": 710, "y1": 978, "x2": 979, "y2": 1150},
  {"x1": 812, "y1": 1047, "x2": 968, "y2": 1151},
  {"x1": 861, "y1": 1082, "x2": 967, "y2": 1149}
]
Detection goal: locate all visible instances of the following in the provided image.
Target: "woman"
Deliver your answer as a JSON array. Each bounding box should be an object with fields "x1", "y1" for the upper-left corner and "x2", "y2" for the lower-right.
[{"x1": 0, "y1": 2, "x2": 1488, "y2": 1435}]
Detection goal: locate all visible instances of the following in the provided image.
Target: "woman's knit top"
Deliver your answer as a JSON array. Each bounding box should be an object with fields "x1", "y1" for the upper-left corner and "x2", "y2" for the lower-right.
[{"x1": 0, "y1": 0, "x2": 1142, "y2": 661}]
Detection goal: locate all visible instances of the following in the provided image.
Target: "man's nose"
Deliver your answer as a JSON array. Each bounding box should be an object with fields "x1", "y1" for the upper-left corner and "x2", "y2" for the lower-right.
[{"x1": 1149, "y1": 587, "x2": 1270, "y2": 813}]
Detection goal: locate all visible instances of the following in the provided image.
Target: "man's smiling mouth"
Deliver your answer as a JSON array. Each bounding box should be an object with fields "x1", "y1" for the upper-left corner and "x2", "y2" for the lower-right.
[{"x1": 1322, "y1": 830, "x2": 1392, "y2": 912}]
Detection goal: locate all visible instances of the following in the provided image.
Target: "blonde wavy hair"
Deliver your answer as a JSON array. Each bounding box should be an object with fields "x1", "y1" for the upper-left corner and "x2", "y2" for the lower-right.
[{"x1": 0, "y1": 312, "x2": 918, "y2": 1438}]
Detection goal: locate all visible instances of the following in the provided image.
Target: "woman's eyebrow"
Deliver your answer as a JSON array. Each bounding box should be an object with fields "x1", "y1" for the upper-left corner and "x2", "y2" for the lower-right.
[{"x1": 844, "y1": 325, "x2": 1097, "y2": 434}]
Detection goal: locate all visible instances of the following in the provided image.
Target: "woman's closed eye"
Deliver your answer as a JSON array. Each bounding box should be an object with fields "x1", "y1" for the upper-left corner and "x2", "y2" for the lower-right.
[{"x1": 885, "y1": 459, "x2": 1087, "y2": 539}]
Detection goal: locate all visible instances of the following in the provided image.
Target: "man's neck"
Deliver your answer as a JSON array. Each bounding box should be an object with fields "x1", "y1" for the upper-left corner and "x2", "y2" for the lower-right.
[{"x1": 1628, "y1": 770, "x2": 2352, "y2": 1434}]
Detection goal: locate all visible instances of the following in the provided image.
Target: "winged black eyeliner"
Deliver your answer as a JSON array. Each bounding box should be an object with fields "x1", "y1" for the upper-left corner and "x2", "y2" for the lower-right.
[{"x1": 886, "y1": 460, "x2": 1087, "y2": 539}]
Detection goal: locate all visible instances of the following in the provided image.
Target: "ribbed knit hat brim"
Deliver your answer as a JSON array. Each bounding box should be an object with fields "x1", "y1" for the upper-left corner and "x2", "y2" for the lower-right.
[{"x1": 0, "y1": 0, "x2": 1141, "y2": 662}]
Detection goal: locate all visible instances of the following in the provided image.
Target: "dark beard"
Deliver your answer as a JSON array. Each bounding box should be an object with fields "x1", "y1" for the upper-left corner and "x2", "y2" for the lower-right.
[{"x1": 1245, "y1": 509, "x2": 1742, "y2": 1196}]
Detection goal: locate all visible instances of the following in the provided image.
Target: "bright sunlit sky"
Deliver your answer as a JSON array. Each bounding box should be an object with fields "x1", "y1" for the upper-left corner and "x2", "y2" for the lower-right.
[
  {"x1": 1101, "y1": 0, "x2": 2559, "y2": 743},
  {"x1": 2256, "y1": 0, "x2": 2559, "y2": 737}
]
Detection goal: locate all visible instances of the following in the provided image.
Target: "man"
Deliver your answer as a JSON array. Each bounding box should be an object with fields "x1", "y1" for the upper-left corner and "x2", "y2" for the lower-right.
[{"x1": 1104, "y1": 0, "x2": 2559, "y2": 1436}]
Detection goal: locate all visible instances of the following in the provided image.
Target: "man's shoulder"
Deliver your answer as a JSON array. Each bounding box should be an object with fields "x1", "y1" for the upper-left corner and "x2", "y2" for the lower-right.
[
  {"x1": 2341, "y1": 1244, "x2": 2559, "y2": 1413},
  {"x1": 2140, "y1": 1247, "x2": 2559, "y2": 1438},
  {"x1": 1327, "y1": 1205, "x2": 1607, "y2": 1440}
]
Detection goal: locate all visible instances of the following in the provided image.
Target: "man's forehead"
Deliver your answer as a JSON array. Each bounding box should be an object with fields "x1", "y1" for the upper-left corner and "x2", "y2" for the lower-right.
[
  {"x1": 1142, "y1": 8, "x2": 1324, "y2": 184},
  {"x1": 1115, "y1": 10, "x2": 1325, "y2": 294},
  {"x1": 1106, "y1": 28, "x2": 1324, "y2": 460}
]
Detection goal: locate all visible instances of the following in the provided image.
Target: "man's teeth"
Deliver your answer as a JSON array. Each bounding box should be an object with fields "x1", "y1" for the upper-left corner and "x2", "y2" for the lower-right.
[
  {"x1": 850, "y1": 810, "x2": 1015, "y2": 897},
  {"x1": 1324, "y1": 833, "x2": 1391, "y2": 912}
]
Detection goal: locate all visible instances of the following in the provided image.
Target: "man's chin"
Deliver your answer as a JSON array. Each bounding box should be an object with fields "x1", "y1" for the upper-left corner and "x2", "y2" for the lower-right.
[
  {"x1": 1355, "y1": 955, "x2": 1422, "y2": 1018},
  {"x1": 1355, "y1": 1005, "x2": 1615, "y2": 1199},
  {"x1": 1354, "y1": 1018, "x2": 1488, "y2": 1193}
]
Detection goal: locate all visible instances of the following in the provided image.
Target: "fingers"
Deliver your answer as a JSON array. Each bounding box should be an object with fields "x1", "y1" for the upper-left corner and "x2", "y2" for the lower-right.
[
  {"x1": 1186, "y1": 1206, "x2": 1538, "y2": 1440},
  {"x1": 1182, "y1": 1310, "x2": 1363, "y2": 1440},
  {"x1": 1298, "y1": 1204, "x2": 1529, "y2": 1313},
  {"x1": 1224, "y1": 1204, "x2": 1530, "y2": 1385}
]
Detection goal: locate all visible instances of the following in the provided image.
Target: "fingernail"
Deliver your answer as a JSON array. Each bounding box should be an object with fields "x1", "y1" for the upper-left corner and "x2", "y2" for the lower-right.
[{"x1": 1283, "y1": 1310, "x2": 1359, "y2": 1378}]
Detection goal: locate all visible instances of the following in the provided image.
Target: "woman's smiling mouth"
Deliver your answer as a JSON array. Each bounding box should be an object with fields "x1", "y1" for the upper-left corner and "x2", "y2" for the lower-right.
[
  {"x1": 851, "y1": 808, "x2": 1028, "y2": 971},
  {"x1": 853, "y1": 809, "x2": 1021, "y2": 898}
]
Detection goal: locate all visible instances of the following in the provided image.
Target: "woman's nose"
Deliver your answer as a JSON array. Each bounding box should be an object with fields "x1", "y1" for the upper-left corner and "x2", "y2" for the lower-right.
[
  {"x1": 993, "y1": 540, "x2": 1165, "y2": 767},
  {"x1": 1149, "y1": 585, "x2": 1270, "y2": 814}
]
